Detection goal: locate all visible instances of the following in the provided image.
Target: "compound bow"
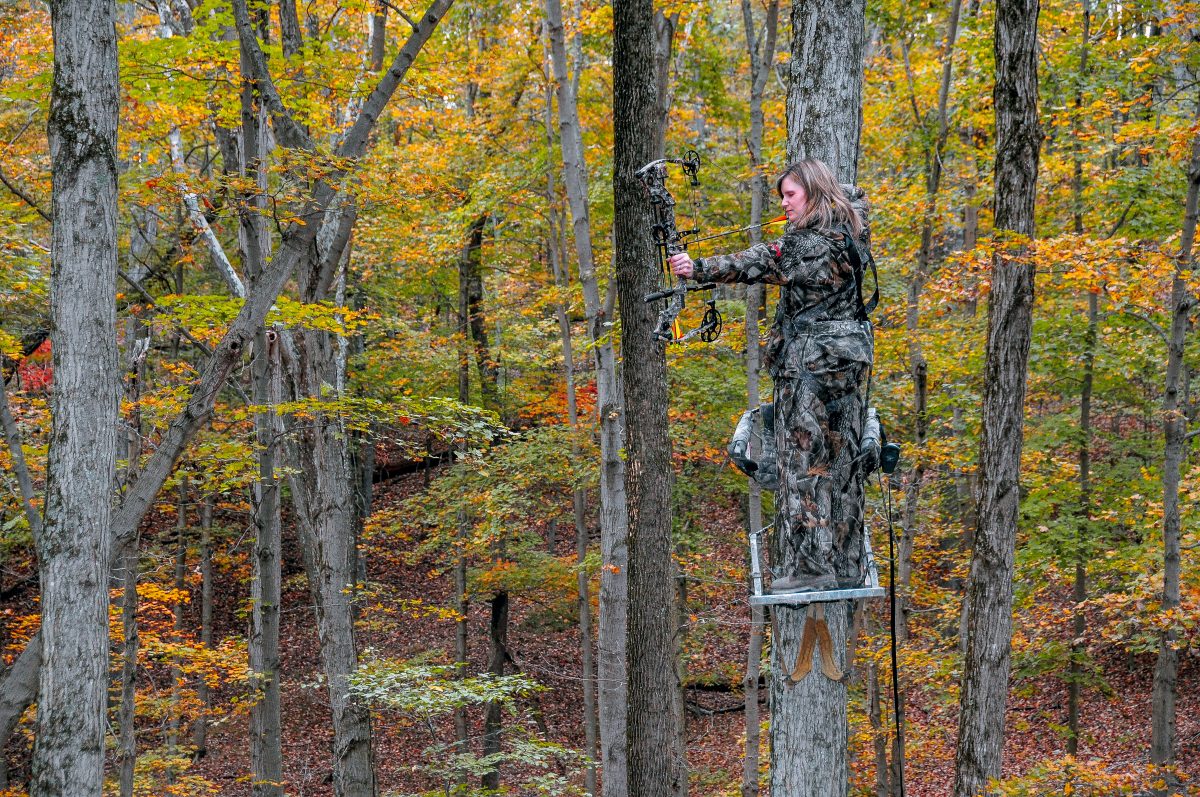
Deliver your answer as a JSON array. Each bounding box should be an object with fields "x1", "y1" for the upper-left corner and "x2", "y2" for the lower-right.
[{"x1": 636, "y1": 150, "x2": 723, "y2": 344}]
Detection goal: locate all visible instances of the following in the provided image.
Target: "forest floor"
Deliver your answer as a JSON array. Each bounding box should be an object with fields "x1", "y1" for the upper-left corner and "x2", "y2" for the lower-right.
[
  {"x1": 178, "y1": 464, "x2": 1200, "y2": 796},
  {"x1": 15, "y1": 464, "x2": 1186, "y2": 796}
]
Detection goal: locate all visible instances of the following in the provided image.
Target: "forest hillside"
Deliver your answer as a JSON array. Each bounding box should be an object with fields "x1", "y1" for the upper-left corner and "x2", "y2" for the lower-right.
[{"x1": 0, "y1": 0, "x2": 1197, "y2": 794}]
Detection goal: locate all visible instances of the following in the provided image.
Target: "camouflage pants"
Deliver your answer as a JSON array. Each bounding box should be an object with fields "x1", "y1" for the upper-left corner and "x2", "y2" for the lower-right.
[{"x1": 772, "y1": 368, "x2": 868, "y2": 582}]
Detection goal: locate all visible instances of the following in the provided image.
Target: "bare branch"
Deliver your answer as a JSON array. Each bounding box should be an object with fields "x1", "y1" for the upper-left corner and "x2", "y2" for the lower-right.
[
  {"x1": 0, "y1": 167, "x2": 51, "y2": 223},
  {"x1": 1105, "y1": 199, "x2": 1136, "y2": 239},
  {"x1": 168, "y1": 129, "x2": 245, "y2": 298}
]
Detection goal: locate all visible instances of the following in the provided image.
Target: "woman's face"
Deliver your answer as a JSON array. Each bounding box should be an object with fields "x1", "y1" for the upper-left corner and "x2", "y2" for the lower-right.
[{"x1": 779, "y1": 175, "x2": 808, "y2": 223}]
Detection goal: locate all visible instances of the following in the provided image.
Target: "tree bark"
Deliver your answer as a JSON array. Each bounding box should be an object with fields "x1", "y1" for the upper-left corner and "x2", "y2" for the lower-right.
[
  {"x1": 952, "y1": 0, "x2": 1041, "y2": 791},
  {"x1": 32, "y1": 0, "x2": 121, "y2": 794},
  {"x1": 249, "y1": 330, "x2": 284, "y2": 797},
  {"x1": 614, "y1": 0, "x2": 685, "y2": 794},
  {"x1": 193, "y1": 494, "x2": 214, "y2": 757},
  {"x1": 785, "y1": 0, "x2": 866, "y2": 179},
  {"x1": 167, "y1": 478, "x2": 188, "y2": 783},
  {"x1": 116, "y1": 543, "x2": 139, "y2": 797},
  {"x1": 462, "y1": 213, "x2": 500, "y2": 414},
  {"x1": 739, "y1": 3, "x2": 777, "y2": 794},
  {"x1": 546, "y1": 0, "x2": 630, "y2": 792},
  {"x1": 542, "y1": 56, "x2": 598, "y2": 792},
  {"x1": 236, "y1": 43, "x2": 285, "y2": 793},
  {"x1": 1149, "y1": 112, "x2": 1200, "y2": 776},
  {"x1": 481, "y1": 590, "x2": 509, "y2": 791},
  {"x1": 770, "y1": 0, "x2": 865, "y2": 792},
  {"x1": 1067, "y1": 3, "x2": 1093, "y2": 756},
  {"x1": 283, "y1": 212, "x2": 376, "y2": 797}
]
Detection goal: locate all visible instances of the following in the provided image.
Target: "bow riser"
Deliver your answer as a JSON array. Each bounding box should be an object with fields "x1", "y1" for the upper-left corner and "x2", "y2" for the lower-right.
[{"x1": 636, "y1": 150, "x2": 721, "y2": 345}]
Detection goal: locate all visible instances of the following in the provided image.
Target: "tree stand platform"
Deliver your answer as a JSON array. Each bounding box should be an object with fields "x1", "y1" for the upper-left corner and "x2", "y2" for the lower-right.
[{"x1": 747, "y1": 525, "x2": 886, "y2": 606}]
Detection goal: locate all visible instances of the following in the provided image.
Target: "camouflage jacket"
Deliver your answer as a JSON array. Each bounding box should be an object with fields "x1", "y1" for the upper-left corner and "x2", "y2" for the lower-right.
[{"x1": 693, "y1": 185, "x2": 874, "y2": 383}]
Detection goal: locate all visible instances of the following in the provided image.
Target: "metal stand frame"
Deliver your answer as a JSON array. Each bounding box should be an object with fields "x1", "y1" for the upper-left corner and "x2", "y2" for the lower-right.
[{"x1": 748, "y1": 524, "x2": 886, "y2": 606}]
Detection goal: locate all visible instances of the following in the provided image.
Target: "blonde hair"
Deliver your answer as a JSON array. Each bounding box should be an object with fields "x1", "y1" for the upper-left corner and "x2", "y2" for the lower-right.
[{"x1": 775, "y1": 159, "x2": 863, "y2": 238}]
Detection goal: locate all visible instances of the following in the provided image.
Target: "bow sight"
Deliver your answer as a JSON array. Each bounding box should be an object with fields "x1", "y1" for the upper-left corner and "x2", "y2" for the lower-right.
[{"x1": 636, "y1": 150, "x2": 723, "y2": 344}]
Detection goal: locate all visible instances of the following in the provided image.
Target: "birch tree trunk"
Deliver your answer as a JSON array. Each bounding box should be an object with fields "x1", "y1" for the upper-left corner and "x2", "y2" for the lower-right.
[
  {"x1": 32, "y1": 0, "x2": 120, "y2": 794},
  {"x1": 614, "y1": 0, "x2": 685, "y2": 794},
  {"x1": 952, "y1": 0, "x2": 1041, "y2": 791},
  {"x1": 770, "y1": 0, "x2": 865, "y2": 791},
  {"x1": 546, "y1": 0, "x2": 630, "y2": 792}
]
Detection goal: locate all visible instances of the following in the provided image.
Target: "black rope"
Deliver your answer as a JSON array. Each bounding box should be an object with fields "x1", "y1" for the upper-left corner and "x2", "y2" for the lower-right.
[{"x1": 882, "y1": 473, "x2": 907, "y2": 797}]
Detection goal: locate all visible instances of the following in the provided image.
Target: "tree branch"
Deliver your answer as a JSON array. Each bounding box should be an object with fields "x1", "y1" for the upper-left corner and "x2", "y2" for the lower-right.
[
  {"x1": 0, "y1": 377, "x2": 43, "y2": 543},
  {"x1": 0, "y1": 166, "x2": 51, "y2": 223},
  {"x1": 230, "y1": 0, "x2": 315, "y2": 151},
  {"x1": 169, "y1": 129, "x2": 246, "y2": 298}
]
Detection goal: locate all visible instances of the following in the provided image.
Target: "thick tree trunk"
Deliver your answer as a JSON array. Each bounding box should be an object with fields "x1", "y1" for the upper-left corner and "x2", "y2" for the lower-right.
[
  {"x1": 284, "y1": 337, "x2": 376, "y2": 797},
  {"x1": 785, "y1": 0, "x2": 865, "y2": 179},
  {"x1": 1150, "y1": 119, "x2": 1200, "y2": 775},
  {"x1": 285, "y1": 226, "x2": 376, "y2": 797},
  {"x1": 614, "y1": 0, "x2": 685, "y2": 795},
  {"x1": 546, "y1": 0, "x2": 630, "y2": 792},
  {"x1": 952, "y1": 0, "x2": 1041, "y2": 792},
  {"x1": 32, "y1": 1, "x2": 121, "y2": 794},
  {"x1": 770, "y1": 0, "x2": 865, "y2": 793}
]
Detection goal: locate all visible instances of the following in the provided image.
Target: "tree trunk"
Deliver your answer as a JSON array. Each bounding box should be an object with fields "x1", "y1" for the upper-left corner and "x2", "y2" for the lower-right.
[
  {"x1": 481, "y1": 590, "x2": 509, "y2": 791},
  {"x1": 1067, "y1": 5, "x2": 1092, "y2": 755},
  {"x1": 785, "y1": 0, "x2": 866, "y2": 180},
  {"x1": 546, "y1": 0, "x2": 630, "y2": 791},
  {"x1": 167, "y1": 478, "x2": 188, "y2": 783},
  {"x1": 952, "y1": 0, "x2": 1041, "y2": 791},
  {"x1": 1149, "y1": 114, "x2": 1200, "y2": 776},
  {"x1": 193, "y1": 495, "x2": 214, "y2": 757},
  {"x1": 236, "y1": 40, "x2": 285, "y2": 792},
  {"x1": 117, "y1": 225, "x2": 151, "y2": 797},
  {"x1": 32, "y1": 0, "x2": 121, "y2": 793},
  {"x1": 117, "y1": 543, "x2": 140, "y2": 797},
  {"x1": 453, "y1": 230, "x2": 472, "y2": 791},
  {"x1": 284, "y1": 218, "x2": 376, "y2": 797},
  {"x1": 739, "y1": 3, "x2": 777, "y2": 794},
  {"x1": 542, "y1": 61, "x2": 598, "y2": 791},
  {"x1": 249, "y1": 330, "x2": 284, "y2": 797},
  {"x1": 462, "y1": 213, "x2": 500, "y2": 413},
  {"x1": 614, "y1": 0, "x2": 685, "y2": 795},
  {"x1": 770, "y1": 0, "x2": 865, "y2": 792}
]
